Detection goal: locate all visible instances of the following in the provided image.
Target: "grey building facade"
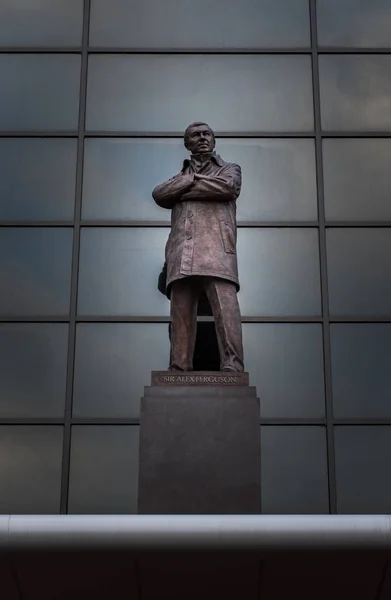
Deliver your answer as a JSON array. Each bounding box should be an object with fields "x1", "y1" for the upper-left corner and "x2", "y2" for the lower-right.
[{"x1": 1, "y1": 0, "x2": 391, "y2": 518}]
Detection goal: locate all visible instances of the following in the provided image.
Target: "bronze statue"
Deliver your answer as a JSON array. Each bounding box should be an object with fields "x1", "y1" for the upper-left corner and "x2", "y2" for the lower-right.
[{"x1": 152, "y1": 122, "x2": 244, "y2": 372}]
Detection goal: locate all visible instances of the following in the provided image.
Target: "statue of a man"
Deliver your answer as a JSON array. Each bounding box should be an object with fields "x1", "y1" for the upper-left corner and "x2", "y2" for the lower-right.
[{"x1": 152, "y1": 122, "x2": 244, "y2": 372}]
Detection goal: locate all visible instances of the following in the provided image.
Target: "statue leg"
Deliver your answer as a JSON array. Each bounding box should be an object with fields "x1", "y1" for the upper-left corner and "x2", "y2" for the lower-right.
[
  {"x1": 169, "y1": 277, "x2": 199, "y2": 371},
  {"x1": 203, "y1": 277, "x2": 244, "y2": 372}
]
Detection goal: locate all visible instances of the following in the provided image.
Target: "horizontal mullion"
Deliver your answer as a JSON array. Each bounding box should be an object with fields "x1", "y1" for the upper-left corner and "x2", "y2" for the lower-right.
[
  {"x1": 1, "y1": 131, "x2": 390, "y2": 139},
  {"x1": 2, "y1": 418, "x2": 391, "y2": 426},
  {"x1": 71, "y1": 419, "x2": 327, "y2": 425},
  {"x1": 84, "y1": 131, "x2": 315, "y2": 138},
  {"x1": 326, "y1": 222, "x2": 391, "y2": 228},
  {"x1": 317, "y1": 47, "x2": 391, "y2": 54},
  {"x1": 1, "y1": 47, "x2": 390, "y2": 55},
  {"x1": 321, "y1": 131, "x2": 391, "y2": 138},
  {"x1": 87, "y1": 47, "x2": 312, "y2": 54},
  {"x1": 0, "y1": 221, "x2": 74, "y2": 227},
  {"x1": 80, "y1": 220, "x2": 170, "y2": 227},
  {"x1": 0, "y1": 222, "x2": 319, "y2": 228},
  {"x1": 239, "y1": 221, "x2": 318, "y2": 227},
  {"x1": 78, "y1": 221, "x2": 318, "y2": 228},
  {"x1": 329, "y1": 316, "x2": 391, "y2": 323},
  {"x1": 241, "y1": 316, "x2": 322, "y2": 323},
  {"x1": 0, "y1": 132, "x2": 78, "y2": 138},
  {"x1": 0, "y1": 316, "x2": 70, "y2": 322},
  {"x1": 76, "y1": 315, "x2": 169, "y2": 323},
  {"x1": 0, "y1": 419, "x2": 64, "y2": 425},
  {"x1": 260, "y1": 418, "x2": 326, "y2": 425},
  {"x1": 3, "y1": 221, "x2": 391, "y2": 228},
  {"x1": 0, "y1": 47, "x2": 82, "y2": 53},
  {"x1": 71, "y1": 418, "x2": 139, "y2": 425},
  {"x1": 73, "y1": 316, "x2": 324, "y2": 323},
  {"x1": 3, "y1": 316, "x2": 391, "y2": 323},
  {"x1": 333, "y1": 420, "x2": 391, "y2": 425},
  {"x1": 0, "y1": 316, "x2": 324, "y2": 323}
]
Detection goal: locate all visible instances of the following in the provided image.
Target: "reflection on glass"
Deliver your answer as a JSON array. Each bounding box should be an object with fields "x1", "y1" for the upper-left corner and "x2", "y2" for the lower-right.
[
  {"x1": 0, "y1": 228, "x2": 73, "y2": 316},
  {"x1": 86, "y1": 55, "x2": 313, "y2": 132},
  {"x1": 0, "y1": 324, "x2": 68, "y2": 418},
  {"x1": 317, "y1": 0, "x2": 391, "y2": 47},
  {"x1": 0, "y1": 139, "x2": 77, "y2": 221},
  {"x1": 0, "y1": 1, "x2": 83, "y2": 46},
  {"x1": 323, "y1": 139, "x2": 391, "y2": 220},
  {"x1": 237, "y1": 228, "x2": 321, "y2": 316},
  {"x1": 243, "y1": 324, "x2": 325, "y2": 418},
  {"x1": 223, "y1": 139, "x2": 317, "y2": 221},
  {"x1": 261, "y1": 426, "x2": 329, "y2": 513},
  {"x1": 82, "y1": 138, "x2": 182, "y2": 221},
  {"x1": 68, "y1": 426, "x2": 139, "y2": 514},
  {"x1": 78, "y1": 228, "x2": 321, "y2": 317},
  {"x1": 0, "y1": 426, "x2": 63, "y2": 514},
  {"x1": 0, "y1": 54, "x2": 80, "y2": 131},
  {"x1": 73, "y1": 324, "x2": 169, "y2": 418},
  {"x1": 319, "y1": 55, "x2": 391, "y2": 131},
  {"x1": 78, "y1": 227, "x2": 170, "y2": 316},
  {"x1": 82, "y1": 138, "x2": 317, "y2": 222},
  {"x1": 331, "y1": 324, "x2": 391, "y2": 419},
  {"x1": 77, "y1": 228, "x2": 323, "y2": 317},
  {"x1": 335, "y1": 426, "x2": 391, "y2": 513},
  {"x1": 90, "y1": 0, "x2": 310, "y2": 48},
  {"x1": 327, "y1": 228, "x2": 391, "y2": 316}
]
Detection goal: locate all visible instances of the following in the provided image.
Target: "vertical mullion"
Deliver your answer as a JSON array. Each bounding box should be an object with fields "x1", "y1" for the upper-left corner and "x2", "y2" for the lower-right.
[
  {"x1": 60, "y1": 0, "x2": 90, "y2": 514},
  {"x1": 309, "y1": 0, "x2": 337, "y2": 514}
]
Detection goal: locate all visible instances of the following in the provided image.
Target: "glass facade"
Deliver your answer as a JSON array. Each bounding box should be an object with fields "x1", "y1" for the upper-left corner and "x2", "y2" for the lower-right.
[{"x1": 1, "y1": 0, "x2": 390, "y2": 516}]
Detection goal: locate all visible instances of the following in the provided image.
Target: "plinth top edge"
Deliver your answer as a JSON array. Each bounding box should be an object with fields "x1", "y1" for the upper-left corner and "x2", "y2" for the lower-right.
[{"x1": 151, "y1": 371, "x2": 249, "y2": 386}]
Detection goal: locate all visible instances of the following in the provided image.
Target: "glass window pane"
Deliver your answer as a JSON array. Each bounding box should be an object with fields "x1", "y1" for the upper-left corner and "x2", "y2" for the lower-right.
[
  {"x1": 335, "y1": 426, "x2": 391, "y2": 513},
  {"x1": 68, "y1": 426, "x2": 139, "y2": 514},
  {"x1": 317, "y1": 0, "x2": 391, "y2": 48},
  {"x1": 0, "y1": 228, "x2": 73, "y2": 316},
  {"x1": 331, "y1": 324, "x2": 391, "y2": 419},
  {"x1": 77, "y1": 227, "x2": 169, "y2": 316},
  {"x1": 0, "y1": 1, "x2": 83, "y2": 47},
  {"x1": 0, "y1": 139, "x2": 77, "y2": 221},
  {"x1": 78, "y1": 228, "x2": 321, "y2": 318},
  {"x1": 82, "y1": 138, "x2": 180, "y2": 222},
  {"x1": 0, "y1": 324, "x2": 68, "y2": 418},
  {"x1": 0, "y1": 426, "x2": 63, "y2": 514},
  {"x1": 319, "y1": 55, "x2": 391, "y2": 131},
  {"x1": 82, "y1": 138, "x2": 317, "y2": 222},
  {"x1": 73, "y1": 324, "x2": 169, "y2": 418},
  {"x1": 237, "y1": 228, "x2": 321, "y2": 316},
  {"x1": 86, "y1": 55, "x2": 314, "y2": 132},
  {"x1": 261, "y1": 426, "x2": 329, "y2": 513},
  {"x1": 323, "y1": 139, "x2": 391, "y2": 221},
  {"x1": 90, "y1": 0, "x2": 310, "y2": 48},
  {"x1": 327, "y1": 228, "x2": 391, "y2": 316},
  {"x1": 244, "y1": 324, "x2": 325, "y2": 418},
  {"x1": 0, "y1": 54, "x2": 80, "y2": 131},
  {"x1": 224, "y1": 139, "x2": 317, "y2": 222}
]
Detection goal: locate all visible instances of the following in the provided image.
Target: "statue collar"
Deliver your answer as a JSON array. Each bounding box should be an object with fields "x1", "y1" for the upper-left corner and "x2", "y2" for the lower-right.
[{"x1": 182, "y1": 152, "x2": 224, "y2": 171}]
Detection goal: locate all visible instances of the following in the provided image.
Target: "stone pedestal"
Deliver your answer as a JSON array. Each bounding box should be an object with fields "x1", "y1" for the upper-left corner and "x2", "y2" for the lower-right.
[{"x1": 138, "y1": 371, "x2": 260, "y2": 514}]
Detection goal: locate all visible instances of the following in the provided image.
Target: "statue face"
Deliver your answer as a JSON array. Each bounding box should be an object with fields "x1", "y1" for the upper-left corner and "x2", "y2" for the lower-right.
[{"x1": 185, "y1": 124, "x2": 215, "y2": 154}]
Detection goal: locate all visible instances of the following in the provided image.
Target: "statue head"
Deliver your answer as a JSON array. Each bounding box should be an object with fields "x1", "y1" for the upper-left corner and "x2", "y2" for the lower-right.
[{"x1": 184, "y1": 122, "x2": 215, "y2": 155}]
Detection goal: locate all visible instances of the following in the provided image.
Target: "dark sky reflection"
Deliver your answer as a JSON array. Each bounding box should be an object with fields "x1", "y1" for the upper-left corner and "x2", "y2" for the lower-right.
[{"x1": 317, "y1": 0, "x2": 391, "y2": 47}]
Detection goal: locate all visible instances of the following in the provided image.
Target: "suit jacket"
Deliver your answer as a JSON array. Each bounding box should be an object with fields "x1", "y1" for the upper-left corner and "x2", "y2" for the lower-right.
[{"x1": 152, "y1": 152, "x2": 242, "y2": 294}]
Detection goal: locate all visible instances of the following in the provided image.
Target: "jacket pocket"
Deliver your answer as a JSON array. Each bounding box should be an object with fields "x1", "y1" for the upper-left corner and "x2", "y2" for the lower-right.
[{"x1": 219, "y1": 220, "x2": 236, "y2": 254}]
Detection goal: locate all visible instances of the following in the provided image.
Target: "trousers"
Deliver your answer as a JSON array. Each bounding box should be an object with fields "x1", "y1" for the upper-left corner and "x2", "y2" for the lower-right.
[{"x1": 169, "y1": 276, "x2": 244, "y2": 372}]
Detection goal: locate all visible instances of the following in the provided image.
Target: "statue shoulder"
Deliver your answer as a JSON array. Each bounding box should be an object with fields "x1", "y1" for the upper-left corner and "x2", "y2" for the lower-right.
[{"x1": 216, "y1": 155, "x2": 241, "y2": 171}]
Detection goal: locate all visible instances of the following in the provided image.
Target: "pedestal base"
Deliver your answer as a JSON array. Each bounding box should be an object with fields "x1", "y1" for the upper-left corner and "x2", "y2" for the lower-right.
[{"x1": 138, "y1": 372, "x2": 260, "y2": 514}]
